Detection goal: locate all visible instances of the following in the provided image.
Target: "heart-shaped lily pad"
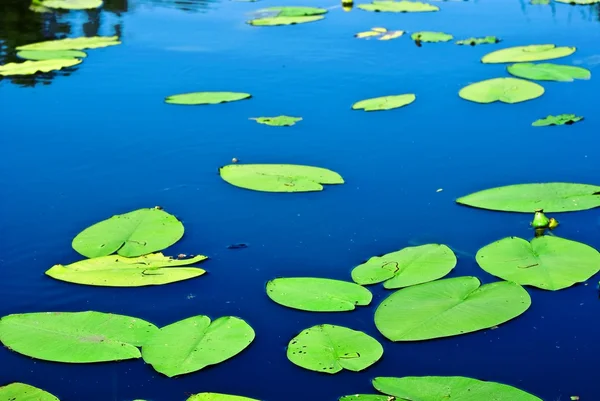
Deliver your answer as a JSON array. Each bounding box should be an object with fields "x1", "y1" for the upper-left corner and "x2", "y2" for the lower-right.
[
  {"x1": 352, "y1": 94, "x2": 416, "y2": 111},
  {"x1": 0, "y1": 383, "x2": 59, "y2": 401},
  {"x1": 165, "y1": 92, "x2": 251, "y2": 105},
  {"x1": 358, "y1": 1, "x2": 439, "y2": 12},
  {"x1": 250, "y1": 116, "x2": 302, "y2": 126},
  {"x1": 482, "y1": 44, "x2": 576, "y2": 63},
  {"x1": 411, "y1": 31, "x2": 453, "y2": 43},
  {"x1": 507, "y1": 63, "x2": 590, "y2": 81},
  {"x1": 0, "y1": 59, "x2": 81, "y2": 76},
  {"x1": 17, "y1": 36, "x2": 120, "y2": 50},
  {"x1": 456, "y1": 36, "x2": 500, "y2": 46},
  {"x1": 532, "y1": 114, "x2": 583, "y2": 126},
  {"x1": 459, "y1": 77, "x2": 544, "y2": 104}
]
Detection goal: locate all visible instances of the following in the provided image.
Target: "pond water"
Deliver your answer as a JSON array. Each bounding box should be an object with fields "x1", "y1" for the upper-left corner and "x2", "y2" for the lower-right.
[{"x1": 1, "y1": 0, "x2": 600, "y2": 400}]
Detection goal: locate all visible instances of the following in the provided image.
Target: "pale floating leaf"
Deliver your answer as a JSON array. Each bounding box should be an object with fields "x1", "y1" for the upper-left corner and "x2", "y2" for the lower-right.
[
  {"x1": 0, "y1": 59, "x2": 81, "y2": 76},
  {"x1": 17, "y1": 49, "x2": 87, "y2": 60},
  {"x1": 248, "y1": 6, "x2": 326, "y2": 25},
  {"x1": 17, "y1": 36, "x2": 120, "y2": 50},
  {"x1": 358, "y1": 1, "x2": 439, "y2": 12}
]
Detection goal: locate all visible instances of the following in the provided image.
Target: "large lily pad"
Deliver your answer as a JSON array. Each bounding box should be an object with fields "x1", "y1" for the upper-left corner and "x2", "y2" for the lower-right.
[
  {"x1": 72, "y1": 208, "x2": 184, "y2": 258},
  {"x1": 351, "y1": 244, "x2": 456, "y2": 289},
  {"x1": 248, "y1": 6, "x2": 326, "y2": 26},
  {"x1": 358, "y1": 1, "x2": 439, "y2": 12},
  {"x1": 38, "y1": 0, "x2": 103, "y2": 9},
  {"x1": 456, "y1": 182, "x2": 600, "y2": 212},
  {"x1": 482, "y1": 44, "x2": 576, "y2": 63},
  {"x1": 0, "y1": 311, "x2": 158, "y2": 363},
  {"x1": 456, "y1": 36, "x2": 500, "y2": 46},
  {"x1": 187, "y1": 394, "x2": 260, "y2": 401},
  {"x1": 352, "y1": 94, "x2": 416, "y2": 111},
  {"x1": 17, "y1": 49, "x2": 87, "y2": 60},
  {"x1": 459, "y1": 78, "x2": 544, "y2": 104},
  {"x1": 373, "y1": 376, "x2": 542, "y2": 401},
  {"x1": 46, "y1": 253, "x2": 207, "y2": 287},
  {"x1": 142, "y1": 315, "x2": 255, "y2": 377},
  {"x1": 0, "y1": 59, "x2": 81, "y2": 76},
  {"x1": 374, "y1": 277, "x2": 531, "y2": 341},
  {"x1": 0, "y1": 383, "x2": 59, "y2": 401},
  {"x1": 17, "y1": 36, "x2": 120, "y2": 51},
  {"x1": 507, "y1": 63, "x2": 591, "y2": 81},
  {"x1": 411, "y1": 31, "x2": 453, "y2": 43},
  {"x1": 476, "y1": 236, "x2": 600, "y2": 291},
  {"x1": 532, "y1": 114, "x2": 583, "y2": 126},
  {"x1": 250, "y1": 116, "x2": 302, "y2": 126},
  {"x1": 266, "y1": 277, "x2": 372, "y2": 312},
  {"x1": 165, "y1": 92, "x2": 251, "y2": 105},
  {"x1": 287, "y1": 324, "x2": 383, "y2": 374},
  {"x1": 219, "y1": 164, "x2": 344, "y2": 192}
]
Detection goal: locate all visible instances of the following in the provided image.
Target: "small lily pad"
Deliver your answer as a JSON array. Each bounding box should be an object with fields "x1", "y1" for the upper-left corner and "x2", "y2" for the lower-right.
[
  {"x1": 411, "y1": 31, "x2": 453, "y2": 43},
  {"x1": 17, "y1": 49, "x2": 87, "y2": 60},
  {"x1": 352, "y1": 94, "x2": 416, "y2": 111},
  {"x1": 507, "y1": 63, "x2": 591, "y2": 81},
  {"x1": 532, "y1": 114, "x2": 583, "y2": 126},
  {"x1": 250, "y1": 116, "x2": 302, "y2": 126},
  {"x1": 476, "y1": 236, "x2": 600, "y2": 291},
  {"x1": 456, "y1": 36, "x2": 500, "y2": 46},
  {"x1": 17, "y1": 36, "x2": 120, "y2": 51},
  {"x1": 266, "y1": 277, "x2": 372, "y2": 312},
  {"x1": 165, "y1": 92, "x2": 251, "y2": 105},
  {"x1": 187, "y1": 394, "x2": 260, "y2": 401},
  {"x1": 38, "y1": 0, "x2": 103, "y2": 9},
  {"x1": 351, "y1": 244, "x2": 457, "y2": 289},
  {"x1": 556, "y1": 0, "x2": 600, "y2": 3},
  {"x1": 219, "y1": 164, "x2": 344, "y2": 192},
  {"x1": 0, "y1": 59, "x2": 81, "y2": 76},
  {"x1": 248, "y1": 6, "x2": 326, "y2": 25},
  {"x1": 0, "y1": 383, "x2": 59, "y2": 401},
  {"x1": 482, "y1": 44, "x2": 576, "y2": 63},
  {"x1": 358, "y1": 1, "x2": 439, "y2": 12},
  {"x1": 355, "y1": 27, "x2": 405, "y2": 40},
  {"x1": 459, "y1": 77, "x2": 544, "y2": 104},
  {"x1": 531, "y1": 0, "x2": 550, "y2": 4},
  {"x1": 287, "y1": 324, "x2": 383, "y2": 374}
]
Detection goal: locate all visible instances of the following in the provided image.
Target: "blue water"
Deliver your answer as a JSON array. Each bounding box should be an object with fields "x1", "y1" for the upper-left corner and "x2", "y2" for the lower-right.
[{"x1": 1, "y1": 0, "x2": 600, "y2": 400}]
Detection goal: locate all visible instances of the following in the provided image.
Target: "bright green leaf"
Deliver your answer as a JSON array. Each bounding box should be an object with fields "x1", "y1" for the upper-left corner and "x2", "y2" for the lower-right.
[
  {"x1": 358, "y1": 1, "x2": 439, "y2": 12},
  {"x1": 250, "y1": 116, "x2": 302, "y2": 126},
  {"x1": 482, "y1": 44, "x2": 576, "y2": 63},
  {"x1": 374, "y1": 277, "x2": 531, "y2": 341},
  {"x1": 476, "y1": 236, "x2": 600, "y2": 291},
  {"x1": 17, "y1": 36, "x2": 120, "y2": 51},
  {"x1": 456, "y1": 182, "x2": 600, "y2": 212},
  {"x1": 351, "y1": 244, "x2": 456, "y2": 289},
  {"x1": 0, "y1": 383, "x2": 59, "y2": 401},
  {"x1": 507, "y1": 63, "x2": 590, "y2": 81},
  {"x1": 287, "y1": 324, "x2": 383, "y2": 374},
  {"x1": 187, "y1": 394, "x2": 260, "y2": 401},
  {"x1": 532, "y1": 114, "x2": 583, "y2": 126},
  {"x1": 219, "y1": 164, "x2": 344, "y2": 192},
  {"x1": 456, "y1": 36, "x2": 500, "y2": 46},
  {"x1": 0, "y1": 59, "x2": 81, "y2": 76},
  {"x1": 142, "y1": 316, "x2": 255, "y2": 377},
  {"x1": 46, "y1": 253, "x2": 207, "y2": 287},
  {"x1": 248, "y1": 15, "x2": 324, "y2": 25},
  {"x1": 531, "y1": 0, "x2": 550, "y2": 4},
  {"x1": 248, "y1": 6, "x2": 326, "y2": 25},
  {"x1": 266, "y1": 277, "x2": 372, "y2": 312},
  {"x1": 39, "y1": 0, "x2": 103, "y2": 9},
  {"x1": 72, "y1": 208, "x2": 184, "y2": 258},
  {"x1": 352, "y1": 94, "x2": 416, "y2": 111},
  {"x1": 165, "y1": 92, "x2": 251, "y2": 105},
  {"x1": 17, "y1": 50, "x2": 87, "y2": 60},
  {"x1": 0, "y1": 311, "x2": 158, "y2": 363},
  {"x1": 339, "y1": 396, "x2": 389, "y2": 401},
  {"x1": 373, "y1": 376, "x2": 542, "y2": 401},
  {"x1": 411, "y1": 31, "x2": 453, "y2": 43},
  {"x1": 459, "y1": 77, "x2": 544, "y2": 104}
]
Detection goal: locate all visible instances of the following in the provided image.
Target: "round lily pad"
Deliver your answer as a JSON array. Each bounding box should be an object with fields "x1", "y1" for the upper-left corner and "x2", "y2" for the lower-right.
[
  {"x1": 507, "y1": 63, "x2": 590, "y2": 82},
  {"x1": 38, "y1": 0, "x2": 103, "y2": 9},
  {"x1": 0, "y1": 383, "x2": 59, "y2": 401},
  {"x1": 17, "y1": 36, "x2": 120, "y2": 51},
  {"x1": 532, "y1": 114, "x2": 583, "y2": 126},
  {"x1": 482, "y1": 44, "x2": 576, "y2": 63},
  {"x1": 476, "y1": 236, "x2": 600, "y2": 291},
  {"x1": 266, "y1": 277, "x2": 372, "y2": 312},
  {"x1": 17, "y1": 49, "x2": 87, "y2": 60},
  {"x1": 0, "y1": 59, "x2": 81, "y2": 76},
  {"x1": 374, "y1": 276, "x2": 531, "y2": 341},
  {"x1": 358, "y1": 1, "x2": 439, "y2": 12},
  {"x1": 287, "y1": 324, "x2": 383, "y2": 374},
  {"x1": 411, "y1": 31, "x2": 453, "y2": 43},
  {"x1": 459, "y1": 77, "x2": 544, "y2": 104},
  {"x1": 250, "y1": 116, "x2": 302, "y2": 126},
  {"x1": 352, "y1": 94, "x2": 416, "y2": 111},
  {"x1": 165, "y1": 92, "x2": 251, "y2": 105}
]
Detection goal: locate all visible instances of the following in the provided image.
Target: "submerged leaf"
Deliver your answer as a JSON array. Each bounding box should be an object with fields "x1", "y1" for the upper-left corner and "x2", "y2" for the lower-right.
[
  {"x1": 250, "y1": 115, "x2": 302, "y2": 126},
  {"x1": 266, "y1": 277, "x2": 372, "y2": 312},
  {"x1": 411, "y1": 31, "x2": 453, "y2": 43},
  {"x1": 352, "y1": 94, "x2": 416, "y2": 111},
  {"x1": 456, "y1": 182, "x2": 600, "y2": 212},
  {"x1": 165, "y1": 92, "x2": 251, "y2": 105},
  {"x1": 507, "y1": 63, "x2": 591, "y2": 81},
  {"x1": 374, "y1": 277, "x2": 531, "y2": 341},
  {"x1": 532, "y1": 114, "x2": 583, "y2": 126},
  {"x1": 482, "y1": 44, "x2": 576, "y2": 63},
  {"x1": 0, "y1": 383, "x2": 59, "y2": 401},
  {"x1": 142, "y1": 316, "x2": 255, "y2": 377},
  {"x1": 39, "y1": 0, "x2": 103, "y2": 9},
  {"x1": 351, "y1": 244, "x2": 456, "y2": 289},
  {"x1": 17, "y1": 49, "x2": 87, "y2": 60},
  {"x1": 219, "y1": 164, "x2": 344, "y2": 192},
  {"x1": 459, "y1": 77, "x2": 544, "y2": 104},
  {"x1": 0, "y1": 59, "x2": 81, "y2": 76},
  {"x1": 287, "y1": 324, "x2": 383, "y2": 374},
  {"x1": 17, "y1": 36, "x2": 120, "y2": 51},
  {"x1": 456, "y1": 36, "x2": 500, "y2": 45},
  {"x1": 187, "y1": 394, "x2": 260, "y2": 401},
  {"x1": 46, "y1": 253, "x2": 207, "y2": 287},
  {"x1": 72, "y1": 208, "x2": 185, "y2": 258},
  {"x1": 358, "y1": 1, "x2": 439, "y2": 12},
  {"x1": 476, "y1": 236, "x2": 600, "y2": 290},
  {"x1": 0, "y1": 311, "x2": 158, "y2": 363}
]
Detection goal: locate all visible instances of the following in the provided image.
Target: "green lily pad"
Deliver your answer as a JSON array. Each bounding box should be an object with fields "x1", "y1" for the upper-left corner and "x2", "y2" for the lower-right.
[
  {"x1": 72, "y1": 208, "x2": 184, "y2": 258},
  {"x1": 358, "y1": 1, "x2": 439, "y2": 12},
  {"x1": 532, "y1": 114, "x2": 583, "y2": 126},
  {"x1": 17, "y1": 49, "x2": 87, "y2": 60},
  {"x1": 17, "y1": 36, "x2": 120, "y2": 51},
  {"x1": 456, "y1": 36, "x2": 500, "y2": 45},
  {"x1": 0, "y1": 383, "x2": 59, "y2": 401},
  {"x1": 38, "y1": 0, "x2": 103, "y2": 9},
  {"x1": 531, "y1": 0, "x2": 550, "y2": 4},
  {"x1": 411, "y1": 31, "x2": 453, "y2": 43},
  {"x1": 165, "y1": 92, "x2": 251, "y2": 105},
  {"x1": 248, "y1": 6, "x2": 326, "y2": 25},
  {"x1": 287, "y1": 324, "x2": 383, "y2": 374},
  {"x1": 352, "y1": 94, "x2": 416, "y2": 111},
  {"x1": 248, "y1": 15, "x2": 324, "y2": 25},
  {"x1": 459, "y1": 78, "x2": 544, "y2": 104},
  {"x1": 556, "y1": 0, "x2": 600, "y2": 3},
  {"x1": 251, "y1": 116, "x2": 302, "y2": 126},
  {"x1": 142, "y1": 315, "x2": 255, "y2": 377},
  {"x1": 46, "y1": 253, "x2": 207, "y2": 287},
  {"x1": 374, "y1": 277, "x2": 531, "y2": 341},
  {"x1": 476, "y1": 236, "x2": 600, "y2": 291},
  {"x1": 0, "y1": 311, "x2": 158, "y2": 363},
  {"x1": 456, "y1": 182, "x2": 600, "y2": 212},
  {"x1": 373, "y1": 376, "x2": 542, "y2": 401},
  {"x1": 351, "y1": 244, "x2": 457, "y2": 289},
  {"x1": 187, "y1": 394, "x2": 260, "y2": 401},
  {"x1": 482, "y1": 44, "x2": 576, "y2": 63},
  {"x1": 507, "y1": 63, "x2": 591, "y2": 81},
  {"x1": 266, "y1": 277, "x2": 372, "y2": 312},
  {"x1": 219, "y1": 164, "x2": 344, "y2": 192},
  {"x1": 0, "y1": 59, "x2": 81, "y2": 76},
  {"x1": 339, "y1": 396, "x2": 389, "y2": 401}
]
